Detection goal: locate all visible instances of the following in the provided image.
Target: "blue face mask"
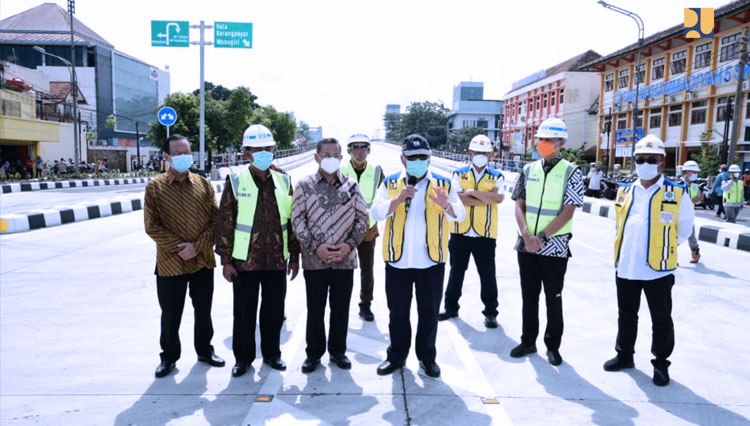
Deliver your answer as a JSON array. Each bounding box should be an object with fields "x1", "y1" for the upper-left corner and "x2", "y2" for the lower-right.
[
  {"x1": 406, "y1": 159, "x2": 429, "y2": 178},
  {"x1": 171, "y1": 154, "x2": 193, "y2": 172},
  {"x1": 252, "y1": 150, "x2": 274, "y2": 171}
]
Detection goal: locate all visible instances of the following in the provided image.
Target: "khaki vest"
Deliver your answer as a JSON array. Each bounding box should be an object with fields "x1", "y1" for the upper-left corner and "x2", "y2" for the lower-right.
[{"x1": 452, "y1": 165, "x2": 502, "y2": 238}]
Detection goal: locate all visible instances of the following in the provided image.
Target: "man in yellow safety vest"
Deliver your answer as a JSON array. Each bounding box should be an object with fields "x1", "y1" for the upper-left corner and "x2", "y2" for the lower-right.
[{"x1": 722, "y1": 164, "x2": 744, "y2": 223}]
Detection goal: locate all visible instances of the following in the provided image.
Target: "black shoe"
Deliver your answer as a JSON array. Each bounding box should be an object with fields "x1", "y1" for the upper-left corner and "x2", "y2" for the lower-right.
[
  {"x1": 263, "y1": 357, "x2": 287, "y2": 371},
  {"x1": 330, "y1": 354, "x2": 352, "y2": 370},
  {"x1": 652, "y1": 359, "x2": 671, "y2": 386},
  {"x1": 419, "y1": 360, "x2": 441, "y2": 378},
  {"x1": 154, "y1": 361, "x2": 175, "y2": 378},
  {"x1": 438, "y1": 311, "x2": 458, "y2": 321},
  {"x1": 484, "y1": 315, "x2": 498, "y2": 329},
  {"x1": 603, "y1": 355, "x2": 634, "y2": 372},
  {"x1": 197, "y1": 352, "x2": 226, "y2": 367},
  {"x1": 231, "y1": 361, "x2": 252, "y2": 377},
  {"x1": 510, "y1": 342, "x2": 537, "y2": 358},
  {"x1": 359, "y1": 308, "x2": 375, "y2": 322},
  {"x1": 376, "y1": 359, "x2": 405, "y2": 375},
  {"x1": 546, "y1": 350, "x2": 563, "y2": 366},
  {"x1": 301, "y1": 358, "x2": 320, "y2": 374}
]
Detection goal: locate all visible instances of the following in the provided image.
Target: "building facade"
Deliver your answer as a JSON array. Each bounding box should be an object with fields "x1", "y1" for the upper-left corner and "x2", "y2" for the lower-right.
[{"x1": 448, "y1": 82, "x2": 504, "y2": 144}]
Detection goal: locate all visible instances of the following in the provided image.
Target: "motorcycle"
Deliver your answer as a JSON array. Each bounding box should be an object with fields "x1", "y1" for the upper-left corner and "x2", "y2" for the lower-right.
[{"x1": 694, "y1": 180, "x2": 714, "y2": 210}]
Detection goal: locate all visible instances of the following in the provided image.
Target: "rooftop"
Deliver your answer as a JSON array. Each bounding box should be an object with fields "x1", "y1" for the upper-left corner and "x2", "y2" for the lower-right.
[
  {"x1": 0, "y1": 3, "x2": 113, "y2": 48},
  {"x1": 507, "y1": 50, "x2": 602, "y2": 94}
]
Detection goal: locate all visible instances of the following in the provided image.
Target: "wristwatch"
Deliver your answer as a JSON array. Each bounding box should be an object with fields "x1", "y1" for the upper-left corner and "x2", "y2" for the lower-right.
[{"x1": 537, "y1": 231, "x2": 548, "y2": 242}]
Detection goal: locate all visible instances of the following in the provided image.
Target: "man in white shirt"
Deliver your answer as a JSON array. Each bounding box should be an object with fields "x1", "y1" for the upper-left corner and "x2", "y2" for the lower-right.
[
  {"x1": 587, "y1": 163, "x2": 603, "y2": 197},
  {"x1": 371, "y1": 134, "x2": 466, "y2": 378},
  {"x1": 604, "y1": 135, "x2": 694, "y2": 387}
]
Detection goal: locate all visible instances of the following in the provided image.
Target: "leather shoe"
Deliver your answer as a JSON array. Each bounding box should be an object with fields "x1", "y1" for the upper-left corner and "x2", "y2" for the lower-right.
[
  {"x1": 263, "y1": 357, "x2": 287, "y2": 371},
  {"x1": 231, "y1": 361, "x2": 252, "y2": 377},
  {"x1": 652, "y1": 359, "x2": 671, "y2": 386},
  {"x1": 603, "y1": 355, "x2": 634, "y2": 372},
  {"x1": 301, "y1": 358, "x2": 320, "y2": 374},
  {"x1": 376, "y1": 359, "x2": 405, "y2": 375},
  {"x1": 359, "y1": 308, "x2": 375, "y2": 322},
  {"x1": 330, "y1": 353, "x2": 352, "y2": 369},
  {"x1": 484, "y1": 315, "x2": 498, "y2": 329},
  {"x1": 419, "y1": 360, "x2": 441, "y2": 378},
  {"x1": 510, "y1": 342, "x2": 537, "y2": 358},
  {"x1": 437, "y1": 311, "x2": 458, "y2": 321},
  {"x1": 546, "y1": 350, "x2": 563, "y2": 366},
  {"x1": 197, "y1": 352, "x2": 226, "y2": 367},
  {"x1": 154, "y1": 361, "x2": 175, "y2": 378}
]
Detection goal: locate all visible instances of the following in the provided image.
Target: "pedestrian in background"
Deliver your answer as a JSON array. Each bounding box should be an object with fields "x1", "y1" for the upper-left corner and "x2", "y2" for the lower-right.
[
  {"x1": 712, "y1": 164, "x2": 729, "y2": 219},
  {"x1": 587, "y1": 163, "x2": 603, "y2": 197},
  {"x1": 144, "y1": 134, "x2": 224, "y2": 378},
  {"x1": 35, "y1": 156, "x2": 43, "y2": 177},
  {"x1": 722, "y1": 164, "x2": 744, "y2": 223},
  {"x1": 742, "y1": 168, "x2": 750, "y2": 206},
  {"x1": 681, "y1": 160, "x2": 703, "y2": 263},
  {"x1": 292, "y1": 138, "x2": 369, "y2": 374}
]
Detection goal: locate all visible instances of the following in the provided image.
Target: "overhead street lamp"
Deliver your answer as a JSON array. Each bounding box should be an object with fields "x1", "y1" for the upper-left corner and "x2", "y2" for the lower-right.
[
  {"x1": 34, "y1": 45, "x2": 81, "y2": 178},
  {"x1": 598, "y1": 0, "x2": 644, "y2": 172}
]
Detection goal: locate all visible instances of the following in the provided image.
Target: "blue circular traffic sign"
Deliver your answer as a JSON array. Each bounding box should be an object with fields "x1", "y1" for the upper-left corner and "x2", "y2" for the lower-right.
[{"x1": 157, "y1": 106, "x2": 177, "y2": 126}]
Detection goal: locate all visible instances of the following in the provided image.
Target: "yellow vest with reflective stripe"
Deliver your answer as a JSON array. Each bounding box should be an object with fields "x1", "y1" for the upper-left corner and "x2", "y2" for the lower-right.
[
  {"x1": 341, "y1": 161, "x2": 382, "y2": 228},
  {"x1": 382, "y1": 172, "x2": 451, "y2": 264},
  {"x1": 523, "y1": 159, "x2": 577, "y2": 236},
  {"x1": 229, "y1": 169, "x2": 292, "y2": 261},
  {"x1": 452, "y1": 166, "x2": 501, "y2": 239},
  {"x1": 723, "y1": 180, "x2": 743, "y2": 203},
  {"x1": 613, "y1": 181, "x2": 684, "y2": 271}
]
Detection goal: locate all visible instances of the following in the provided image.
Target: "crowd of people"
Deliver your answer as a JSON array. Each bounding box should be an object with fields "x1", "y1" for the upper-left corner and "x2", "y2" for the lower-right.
[{"x1": 144, "y1": 117, "x2": 702, "y2": 389}]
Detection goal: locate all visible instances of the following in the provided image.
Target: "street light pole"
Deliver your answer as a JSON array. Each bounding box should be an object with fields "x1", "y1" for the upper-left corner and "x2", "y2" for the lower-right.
[
  {"x1": 598, "y1": 0, "x2": 644, "y2": 172},
  {"x1": 67, "y1": 0, "x2": 80, "y2": 178}
]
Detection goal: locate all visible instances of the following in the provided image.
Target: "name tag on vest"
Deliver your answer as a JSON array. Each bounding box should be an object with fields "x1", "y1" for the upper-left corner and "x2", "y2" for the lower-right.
[{"x1": 660, "y1": 211, "x2": 675, "y2": 224}]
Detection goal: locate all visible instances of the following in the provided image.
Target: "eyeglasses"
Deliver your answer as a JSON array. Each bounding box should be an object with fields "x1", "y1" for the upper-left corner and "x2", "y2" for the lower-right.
[
  {"x1": 350, "y1": 145, "x2": 369, "y2": 151},
  {"x1": 635, "y1": 157, "x2": 659, "y2": 165}
]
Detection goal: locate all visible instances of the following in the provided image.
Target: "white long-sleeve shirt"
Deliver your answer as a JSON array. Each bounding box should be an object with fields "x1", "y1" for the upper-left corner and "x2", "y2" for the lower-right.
[
  {"x1": 372, "y1": 173, "x2": 466, "y2": 269},
  {"x1": 616, "y1": 176, "x2": 695, "y2": 281}
]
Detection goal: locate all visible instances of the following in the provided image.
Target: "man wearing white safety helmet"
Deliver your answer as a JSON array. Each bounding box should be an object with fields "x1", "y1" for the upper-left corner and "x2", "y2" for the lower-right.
[
  {"x1": 510, "y1": 117, "x2": 584, "y2": 367},
  {"x1": 722, "y1": 164, "x2": 744, "y2": 223},
  {"x1": 680, "y1": 160, "x2": 702, "y2": 263},
  {"x1": 439, "y1": 134, "x2": 504, "y2": 329},
  {"x1": 604, "y1": 134, "x2": 694, "y2": 387},
  {"x1": 215, "y1": 124, "x2": 300, "y2": 377}
]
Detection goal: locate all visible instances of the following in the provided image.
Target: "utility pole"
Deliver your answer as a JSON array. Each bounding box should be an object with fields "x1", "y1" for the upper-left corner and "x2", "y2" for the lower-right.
[
  {"x1": 190, "y1": 21, "x2": 213, "y2": 173},
  {"x1": 68, "y1": 0, "x2": 80, "y2": 177},
  {"x1": 728, "y1": 28, "x2": 749, "y2": 166},
  {"x1": 136, "y1": 121, "x2": 140, "y2": 170},
  {"x1": 721, "y1": 97, "x2": 733, "y2": 165}
]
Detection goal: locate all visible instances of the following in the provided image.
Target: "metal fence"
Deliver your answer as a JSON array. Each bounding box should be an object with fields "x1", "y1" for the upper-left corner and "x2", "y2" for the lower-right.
[{"x1": 212, "y1": 144, "x2": 316, "y2": 167}]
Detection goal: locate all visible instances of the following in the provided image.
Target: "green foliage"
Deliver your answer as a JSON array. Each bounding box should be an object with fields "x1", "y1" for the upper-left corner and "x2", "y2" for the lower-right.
[
  {"x1": 105, "y1": 114, "x2": 117, "y2": 129},
  {"x1": 250, "y1": 107, "x2": 297, "y2": 149},
  {"x1": 399, "y1": 101, "x2": 450, "y2": 147},
  {"x1": 691, "y1": 142, "x2": 721, "y2": 178},
  {"x1": 561, "y1": 147, "x2": 587, "y2": 165},
  {"x1": 383, "y1": 112, "x2": 403, "y2": 142},
  {"x1": 447, "y1": 126, "x2": 485, "y2": 151}
]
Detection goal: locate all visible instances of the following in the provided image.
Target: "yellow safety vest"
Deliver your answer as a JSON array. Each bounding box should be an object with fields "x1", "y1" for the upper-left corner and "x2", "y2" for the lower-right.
[
  {"x1": 614, "y1": 180, "x2": 684, "y2": 271},
  {"x1": 340, "y1": 161, "x2": 382, "y2": 228},
  {"x1": 523, "y1": 159, "x2": 577, "y2": 236},
  {"x1": 723, "y1": 180, "x2": 743, "y2": 203},
  {"x1": 382, "y1": 172, "x2": 451, "y2": 264},
  {"x1": 229, "y1": 169, "x2": 292, "y2": 261},
  {"x1": 452, "y1": 165, "x2": 502, "y2": 239}
]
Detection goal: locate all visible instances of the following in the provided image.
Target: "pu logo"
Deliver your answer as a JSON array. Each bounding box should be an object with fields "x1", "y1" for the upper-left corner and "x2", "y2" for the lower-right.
[{"x1": 684, "y1": 8, "x2": 714, "y2": 39}]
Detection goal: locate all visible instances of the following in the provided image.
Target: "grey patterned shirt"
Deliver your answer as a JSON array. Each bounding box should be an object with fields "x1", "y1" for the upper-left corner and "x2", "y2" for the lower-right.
[
  {"x1": 292, "y1": 170, "x2": 369, "y2": 270},
  {"x1": 511, "y1": 157, "x2": 585, "y2": 258}
]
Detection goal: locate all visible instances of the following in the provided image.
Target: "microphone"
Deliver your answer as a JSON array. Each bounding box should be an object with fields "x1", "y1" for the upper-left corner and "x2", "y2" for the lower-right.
[{"x1": 405, "y1": 175, "x2": 417, "y2": 212}]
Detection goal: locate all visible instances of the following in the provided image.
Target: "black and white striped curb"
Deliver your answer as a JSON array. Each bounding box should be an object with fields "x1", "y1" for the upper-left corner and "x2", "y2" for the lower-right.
[
  {"x1": 1, "y1": 177, "x2": 156, "y2": 194},
  {"x1": 581, "y1": 199, "x2": 750, "y2": 252}
]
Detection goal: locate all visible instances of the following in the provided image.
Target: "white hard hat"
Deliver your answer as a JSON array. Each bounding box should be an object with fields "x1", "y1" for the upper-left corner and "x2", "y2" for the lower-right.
[
  {"x1": 633, "y1": 134, "x2": 666, "y2": 156},
  {"x1": 682, "y1": 160, "x2": 700, "y2": 172},
  {"x1": 468, "y1": 134, "x2": 493, "y2": 152},
  {"x1": 535, "y1": 117, "x2": 568, "y2": 140},
  {"x1": 347, "y1": 133, "x2": 370, "y2": 146},
  {"x1": 728, "y1": 164, "x2": 741, "y2": 173},
  {"x1": 242, "y1": 124, "x2": 275, "y2": 148}
]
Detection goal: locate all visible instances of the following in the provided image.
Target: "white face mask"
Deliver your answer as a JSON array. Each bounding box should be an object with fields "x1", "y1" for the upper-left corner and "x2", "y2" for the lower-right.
[
  {"x1": 636, "y1": 163, "x2": 660, "y2": 181},
  {"x1": 320, "y1": 157, "x2": 341, "y2": 174},
  {"x1": 687, "y1": 173, "x2": 698, "y2": 181},
  {"x1": 472, "y1": 154, "x2": 488, "y2": 168}
]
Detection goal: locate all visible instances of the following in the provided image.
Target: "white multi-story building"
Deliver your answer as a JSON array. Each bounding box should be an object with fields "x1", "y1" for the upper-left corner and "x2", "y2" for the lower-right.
[{"x1": 448, "y1": 82, "x2": 504, "y2": 144}]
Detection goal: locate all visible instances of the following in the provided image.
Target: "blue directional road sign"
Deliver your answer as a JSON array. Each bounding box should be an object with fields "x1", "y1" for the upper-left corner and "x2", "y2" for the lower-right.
[{"x1": 157, "y1": 107, "x2": 178, "y2": 126}]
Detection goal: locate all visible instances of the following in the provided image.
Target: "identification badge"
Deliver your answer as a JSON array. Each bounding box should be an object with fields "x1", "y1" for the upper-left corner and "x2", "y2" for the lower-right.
[
  {"x1": 660, "y1": 211, "x2": 675, "y2": 224},
  {"x1": 664, "y1": 191, "x2": 675, "y2": 202}
]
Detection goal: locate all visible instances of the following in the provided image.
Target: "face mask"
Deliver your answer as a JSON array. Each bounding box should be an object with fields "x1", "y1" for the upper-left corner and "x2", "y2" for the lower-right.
[
  {"x1": 733, "y1": 173, "x2": 741, "y2": 179},
  {"x1": 252, "y1": 151, "x2": 274, "y2": 171},
  {"x1": 170, "y1": 154, "x2": 193, "y2": 172},
  {"x1": 406, "y1": 159, "x2": 429, "y2": 178},
  {"x1": 688, "y1": 173, "x2": 698, "y2": 181},
  {"x1": 636, "y1": 163, "x2": 660, "y2": 181},
  {"x1": 537, "y1": 140, "x2": 557, "y2": 157},
  {"x1": 320, "y1": 157, "x2": 340, "y2": 174},
  {"x1": 472, "y1": 154, "x2": 488, "y2": 168}
]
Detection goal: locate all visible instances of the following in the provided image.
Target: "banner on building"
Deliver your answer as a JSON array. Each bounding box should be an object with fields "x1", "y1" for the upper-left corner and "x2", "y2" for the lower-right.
[{"x1": 615, "y1": 128, "x2": 643, "y2": 157}]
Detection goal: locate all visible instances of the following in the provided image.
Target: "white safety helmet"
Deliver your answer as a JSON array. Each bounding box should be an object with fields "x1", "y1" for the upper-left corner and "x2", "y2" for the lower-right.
[
  {"x1": 468, "y1": 134, "x2": 493, "y2": 153},
  {"x1": 242, "y1": 124, "x2": 275, "y2": 148},
  {"x1": 347, "y1": 133, "x2": 370, "y2": 146},
  {"x1": 535, "y1": 117, "x2": 568, "y2": 140},
  {"x1": 633, "y1": 134, "x2": 666, "y2": 156},
  {"x1": 728, "y1": 164, "x2": 742, "y2": 173},
  {"x1": 682, "y1": 160, "x2": 700, "y2": 172}
]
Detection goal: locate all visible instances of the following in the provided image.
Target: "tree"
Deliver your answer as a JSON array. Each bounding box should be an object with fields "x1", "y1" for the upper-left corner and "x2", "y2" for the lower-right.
[
  {"x1": 447, "y1": 126, "x2": 485, "y2": 152},
  {"x1": 383, "y1": 112, "x2": 403, "y2": 142},
  {"x1": 147, "y1": 92, "x2": 204, "y2": 152},
  {"x1": 561, "y1": 147, "x2": 587, "y2": 165},
  {"x1": 250, "y1": 106, "x2": 297, "y2": 149},
  {"x1": 400, "y1": 101, "x2": 449, "y2": 147}
]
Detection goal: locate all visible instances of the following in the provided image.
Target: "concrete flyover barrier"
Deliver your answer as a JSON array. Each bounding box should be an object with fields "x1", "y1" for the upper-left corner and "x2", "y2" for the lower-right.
[{"x1": 0, "y1": 177, "x2": 156, "y2": 194}]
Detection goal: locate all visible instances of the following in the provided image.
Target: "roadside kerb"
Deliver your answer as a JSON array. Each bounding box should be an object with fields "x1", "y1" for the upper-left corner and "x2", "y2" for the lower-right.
[{"x1": 1, "y1": 177, "x2": 157, "y2": 194}]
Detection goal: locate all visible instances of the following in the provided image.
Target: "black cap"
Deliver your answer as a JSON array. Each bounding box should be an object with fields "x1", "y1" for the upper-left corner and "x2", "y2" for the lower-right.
[{"x1": 402, "y1": 134, "x2": 431, "y2": 156}]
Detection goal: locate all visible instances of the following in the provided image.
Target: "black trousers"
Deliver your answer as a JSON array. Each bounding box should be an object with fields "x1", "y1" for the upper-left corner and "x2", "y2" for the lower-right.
[
  {"x1": 385, "y1": 263, "x2": 445, "y2": 363},
  {"x1": 156, "y1": 268, "x2": 215, "y2": 362},
  {"x1": 232, "y1": 270, "x2": 286, "y2": 363},
  {"x1": 303, "y1": 269, "x2": 354, "y2": 359},
  {"x1": 444, "y1": 234, "x2": 498, "y2": 316},
  {"x1": 517, "y1": 252, "x2": 568, "y2": 351},
  {"x1": 614, "y1": 274, "x2": 675, "y2": 361},
  {"x1": 715, "y1": 192, "x2": 726, "y2": 216},
  {"x1": 357, "y1": 239, "x2": 376, "y2": 309}
]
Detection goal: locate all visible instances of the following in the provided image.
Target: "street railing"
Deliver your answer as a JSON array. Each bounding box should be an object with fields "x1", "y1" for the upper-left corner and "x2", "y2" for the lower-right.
[{"x1": 212, "y1": 144, "x2": 316, "y2": 167}]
